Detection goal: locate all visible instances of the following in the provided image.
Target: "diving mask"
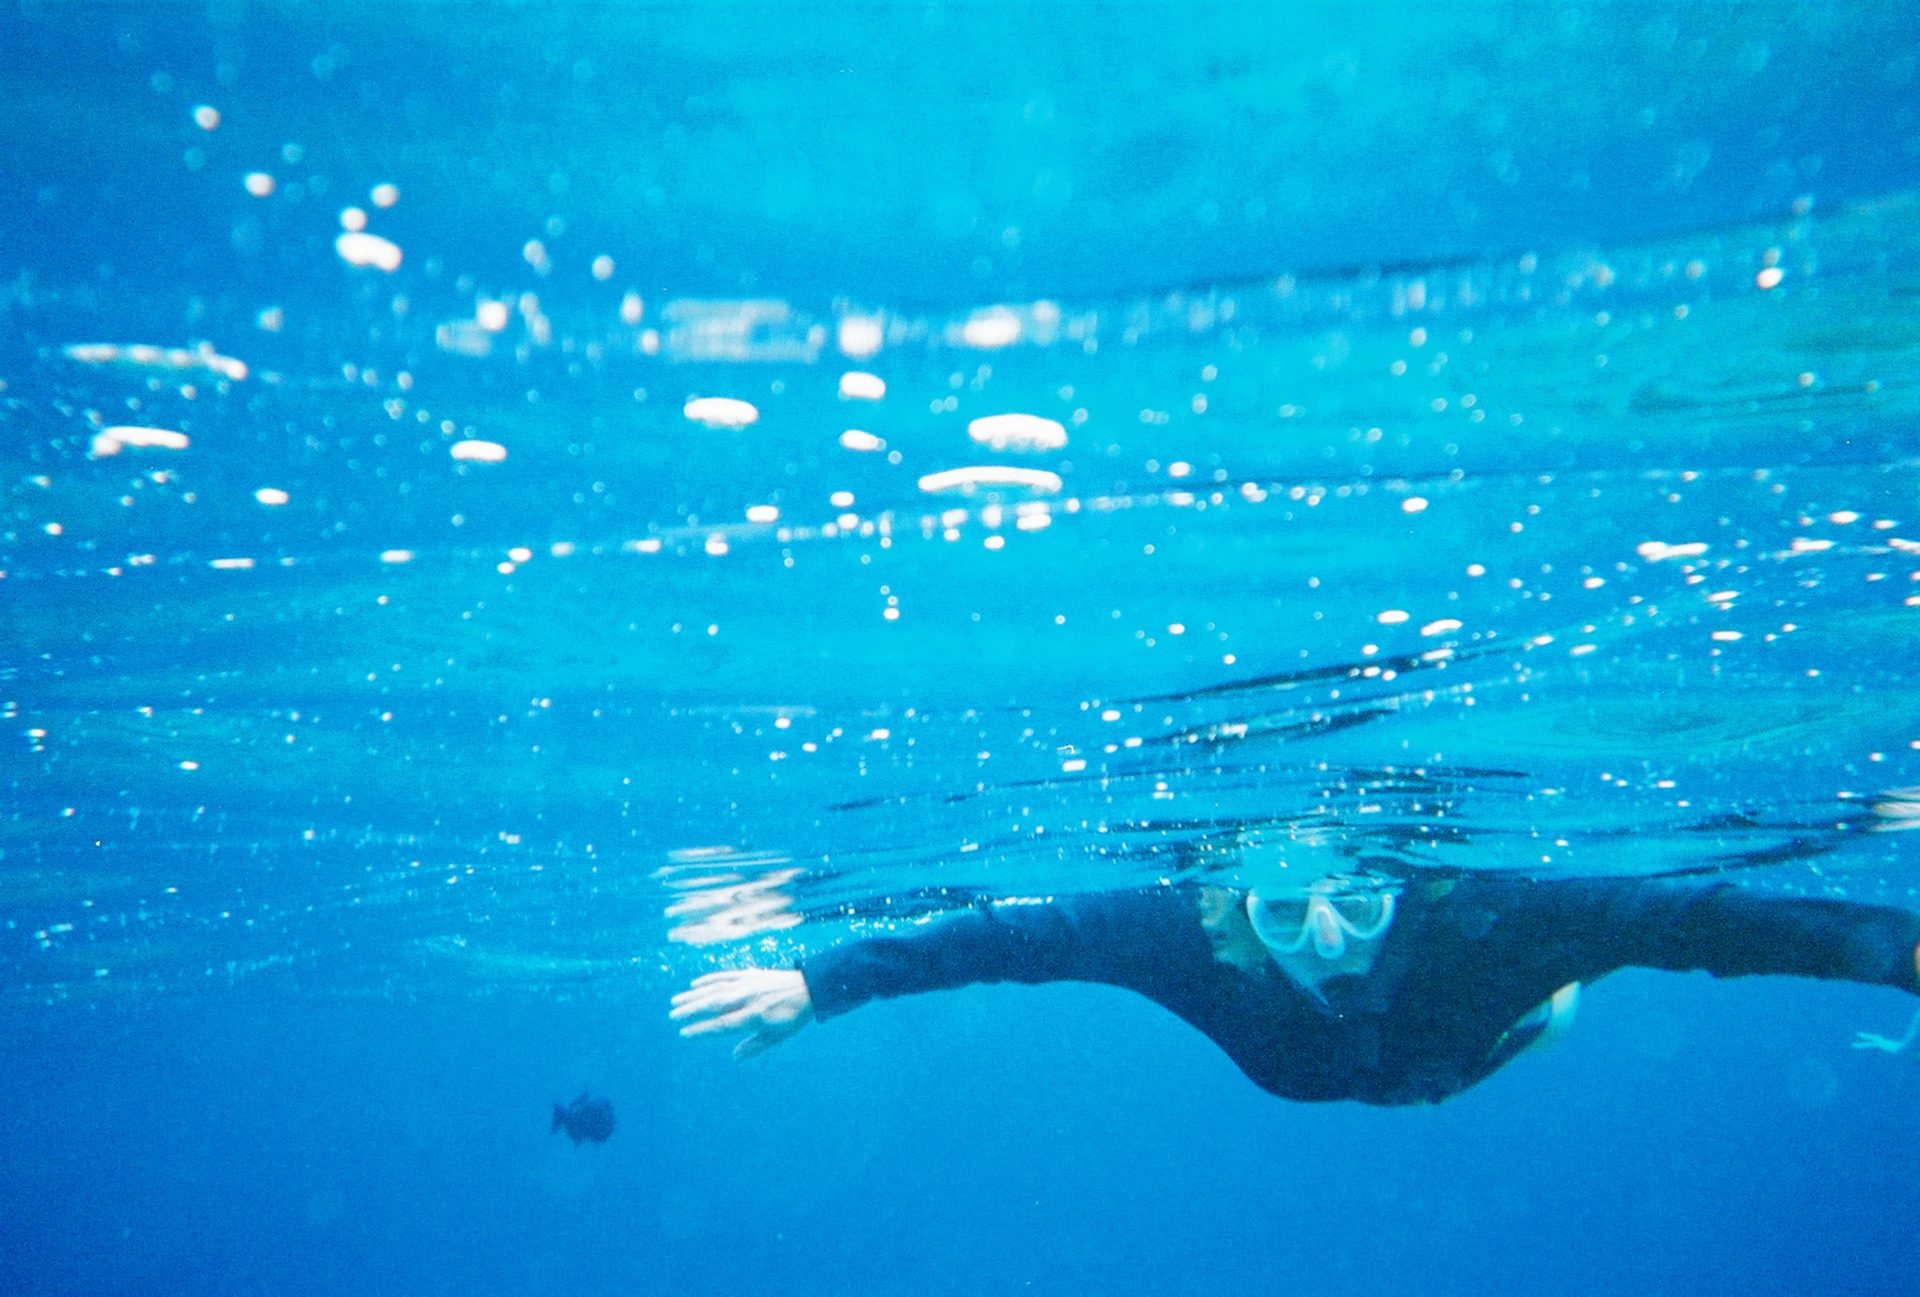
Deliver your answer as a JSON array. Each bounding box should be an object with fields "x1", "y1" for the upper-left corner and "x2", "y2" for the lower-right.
[{"x1": 1246, "y1": 884, "x2": 1397, "y2": 962}]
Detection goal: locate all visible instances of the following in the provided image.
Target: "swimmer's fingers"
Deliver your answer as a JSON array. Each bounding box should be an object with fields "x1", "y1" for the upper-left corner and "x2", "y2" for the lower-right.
[
  {"x1": 668, "y1": 988, "x2": 732, "y2": 1018},
  {"x1": 677, "y1": 1001, "x2": 773, "y2": 1037},
  {"x1": 670, "y1": 968, "x2": 812, "y2": 1039},
  {"x1": 670, "y1": 968, "x2": 790, "y2": 1015},
  {"x1": 669, "y1": 982, "x2": 766, "y2": 1023},
  {"x1": 1851, "y1": 1008, "x2": 1920, "y2": 1054},
  {"x1": 679, "y1": 993, "x2": 811, "y2": 1042},
  {"x1": 669, "y1": 980, "x2": 745, "y2": 1015},
  {"x1": 670, "y1": 969, "x2": 814, "y2": 1055}
]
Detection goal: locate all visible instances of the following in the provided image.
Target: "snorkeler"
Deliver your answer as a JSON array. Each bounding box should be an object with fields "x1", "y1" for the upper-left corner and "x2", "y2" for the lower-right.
[{"x1": 670, "y1": 872, "x2": 1920, "y2": 1105}]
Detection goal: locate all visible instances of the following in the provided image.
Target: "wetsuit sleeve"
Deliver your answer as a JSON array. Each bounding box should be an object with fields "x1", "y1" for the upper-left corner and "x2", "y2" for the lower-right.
[
  {"x1": 799, "y1": 890, "x2": 1207, "y2": 1021},
  {"x1": 1526, "y1": 878, "x2": 1920, "y2": 993}
]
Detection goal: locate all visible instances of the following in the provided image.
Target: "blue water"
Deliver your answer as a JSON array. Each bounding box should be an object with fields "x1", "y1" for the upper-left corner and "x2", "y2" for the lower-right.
[{"x1": 5, "y1": 4, "x2": 1920, "y2": 1294}]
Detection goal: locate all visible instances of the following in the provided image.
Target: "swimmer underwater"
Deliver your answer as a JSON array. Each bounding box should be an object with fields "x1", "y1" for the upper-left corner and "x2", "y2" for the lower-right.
[{"x1": 670, "y1": 868, "x2": 1920, "y2": 1105}]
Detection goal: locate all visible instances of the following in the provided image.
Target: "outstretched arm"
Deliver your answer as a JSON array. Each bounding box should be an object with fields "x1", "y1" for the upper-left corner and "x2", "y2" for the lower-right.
[
  {"x1": 797, "y1": 888, "x2": 1210, "y2": 1021},
  {"x1": 670, "y1": 888, "x2": 1213, "y2": 1057},
  {"x1": 1514, "y1": 877, "x2": 1920, "y2": 994}
]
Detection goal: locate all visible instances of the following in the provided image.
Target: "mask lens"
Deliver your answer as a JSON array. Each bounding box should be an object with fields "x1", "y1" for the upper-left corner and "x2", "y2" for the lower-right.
[
  {"x1": 1327, "y1": 892, "x2": 1393, "y2": 938},
  {"x1": 1245, "y1": 897, "x2": 1312, "y2": 953},
  {"x1": 1246, "y1": 884, "x2": 1397, "y2": 958}
]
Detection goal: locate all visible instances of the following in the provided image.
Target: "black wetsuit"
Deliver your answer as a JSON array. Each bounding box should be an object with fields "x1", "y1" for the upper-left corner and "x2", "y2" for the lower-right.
[{"x1": 800, "y1": 877, "x2": 1920, "y2": 1105}]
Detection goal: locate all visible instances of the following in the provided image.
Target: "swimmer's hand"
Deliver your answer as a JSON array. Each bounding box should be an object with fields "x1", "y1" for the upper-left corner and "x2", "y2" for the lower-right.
[
  {"x1": 670, "y1": 968, "x2": 814, "y2": 1060},
  {"x1": 1851, "y1": 1006, "x2": 1920, "y2": 1056}
]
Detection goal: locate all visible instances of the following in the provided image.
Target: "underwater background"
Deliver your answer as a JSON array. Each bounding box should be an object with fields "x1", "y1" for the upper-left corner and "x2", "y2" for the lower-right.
[{"x1": 4, "y1": 3, "x2": 1920, "y2": 1293}]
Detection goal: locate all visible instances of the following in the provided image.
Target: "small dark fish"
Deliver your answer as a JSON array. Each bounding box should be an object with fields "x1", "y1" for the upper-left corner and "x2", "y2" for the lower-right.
[{"x1": 551, "y1": 1089, "x2": 616, "y2": 1144}]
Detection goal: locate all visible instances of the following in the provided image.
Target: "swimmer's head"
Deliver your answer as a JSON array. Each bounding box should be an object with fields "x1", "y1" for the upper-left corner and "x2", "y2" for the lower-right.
[
  {"x1": 1198, "y1": 879, "x2": 1398, "y2": 988},
  {"x1": 1247, "y1": 880, "x2": 1397, "y2": 992}
]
